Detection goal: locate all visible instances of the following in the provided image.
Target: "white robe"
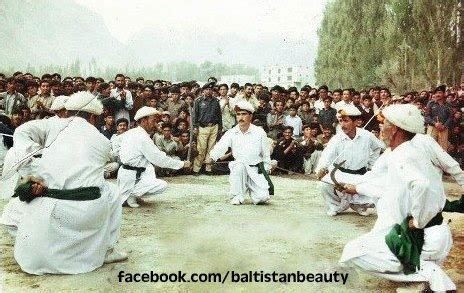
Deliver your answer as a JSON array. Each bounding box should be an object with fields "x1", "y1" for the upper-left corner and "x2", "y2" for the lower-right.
[
  {"x1": 210, "y1": 124, "x2": 272, "y2": 204},
  {"x1": 1, "y1": 117, "x2": 122, "y2": 275},
  {"x1": 316, "y1": 127, "x2": 384, "y2": 214},
  {"x1": 117, "y1": 126, "x2": 183, "y2": 202},
  {"x1": 340, "y1": 141, "x2": 455, "y2": 291}
]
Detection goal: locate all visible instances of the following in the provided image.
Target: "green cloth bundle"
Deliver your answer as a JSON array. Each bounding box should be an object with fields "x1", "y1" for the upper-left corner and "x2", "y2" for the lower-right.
[
  {"x1": 443, "y1": 195, "x2": 464, "y2": 213},
  {"x1": 13, "y1": 182, "x2": 101, "y2": 203},
  {"x1": 255, "y1": 162, "x2": 274, "y2": 195},
  {"x1": 385, "y1": 214, "x2": 443, "y2": 275}
]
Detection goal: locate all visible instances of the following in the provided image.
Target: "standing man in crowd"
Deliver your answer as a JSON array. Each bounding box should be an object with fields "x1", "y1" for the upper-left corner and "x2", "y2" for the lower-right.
[
  {"x1": 425, "y1": 85, "x2": 452, "y2": 150},
  {"x1": 218, "y1": 83, "x2": 235, "y2": 133},
  {"x1": 266, "y1": 100, "x2": 285, "y2": 140},
  {"x1": 234, "y1": 83, "x2": 259, "y2": 110},
  {"x1": 316, "y1": 104, "x2": 383, "y2": 216},
  {"x1": 192, "y1": 82, "x2": 222, "y2": 175},
  {"x1": 318, "y1": 96, "x2": 337, "y2": 130},
  {"x1": 29, "y1": 80, "x2": 55, "y2": 119},
  {"x1": 166, "y1": 86, "x2": 185, "y2": 117},
  {"x1": 111, "y1": 74, "x2": 133, "y2": 122},
  {"x1": 209, "y1": 101, "x2": 274, "y2": 205},
  {"x1": 0, "y1": 77, "x2": 26, "y2": 116}
]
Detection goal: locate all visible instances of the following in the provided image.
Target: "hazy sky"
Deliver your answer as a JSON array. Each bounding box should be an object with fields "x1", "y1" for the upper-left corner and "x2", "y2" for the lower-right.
[{"x1": 74, "y1": 0, "x2": 326, "y2": 44}]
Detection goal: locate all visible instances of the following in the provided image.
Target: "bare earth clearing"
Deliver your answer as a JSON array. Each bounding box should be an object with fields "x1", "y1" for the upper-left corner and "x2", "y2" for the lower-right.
[{"x1": 1, "y1": 175, "x2": 463, "y2": 292}]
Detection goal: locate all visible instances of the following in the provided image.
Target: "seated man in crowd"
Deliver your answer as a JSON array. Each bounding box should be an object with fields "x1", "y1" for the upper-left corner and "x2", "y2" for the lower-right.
[
  {"x1": 272, "y1": 126, "x2": 304, "y2": 173},
  {"x1": 317, "y1": 126, "x2": 334, "y2": 148},
  {"x1": 104, "y1": 118, "x2": 129, "y2": 179},
  {"x1": 298, "y1": 123, "x2": 324, "y2": 174},
  {"x1": 154, "y1": 122, "x2": 180, "y2": 176},
  {"x1": 176, "y1": 130, "x2": 197, "y2": 162}
]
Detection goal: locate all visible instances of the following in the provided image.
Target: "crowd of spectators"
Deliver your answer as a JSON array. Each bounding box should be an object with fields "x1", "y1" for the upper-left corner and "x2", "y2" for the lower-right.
[{"x1": 0, "y1": 71, "x2": 462, "y2": 177}]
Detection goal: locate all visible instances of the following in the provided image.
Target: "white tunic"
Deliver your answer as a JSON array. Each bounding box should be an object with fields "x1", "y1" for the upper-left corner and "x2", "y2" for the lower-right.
[
  {"x1": 1, "y1": 117, "x2": 122, "y2": 275},
  {"x1": 117, "y1": 126, "x2": 183, "y2": 201},
  {"x1": 340, "y1": 141, "x2": 455, "y2": 291},
  {"x1": 316, "y1": 127, "x2": 384, "y2": 173},
  {"x1": 210, "y1": 124, "x2": 272, "y2": 203}
]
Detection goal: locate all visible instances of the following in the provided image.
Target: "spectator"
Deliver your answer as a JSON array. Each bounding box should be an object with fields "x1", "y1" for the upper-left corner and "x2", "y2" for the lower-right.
[
  {"x1": 267, "y1": 100, "x2": 285, "y2": 140},
  {"x1": 29, "y1": 80, "x2": 54, "y2": 118},
  {"x1": 0, "y1": 77, "x2": 26, "y2": 115},
  {"x1": 284, "y1": 105, "x2": 303, "y2": 138},
  {"x1": 218, "y1": 83, "x2": 235, "y2": 133},
  {"x1": 110, "y1": 73, "x2": 133, "y2": 121},
  {"x1": 100, "y1": 113, "x2": 116, "y2": 139},
  {"x1": 192, "y1": 82, "x2": 222, "y2": 175},
  {"x1": 167, "y1": 86, "x2": 185, "y2": 117},
  {"x1": 318, "y1": 96, "x2": 337, "y2": 129},
  {"x1": 425, "y1": 85, "x2": 452, "y2": 150},
  {"x1": 272, "y1": 126, "x2": 304, "y2": 173},
  {"x1": 234, "y1": 83, "x2": 259, "y2": 110},
  {"x1": 297, "y1": 101, "x2": 316, "y2": 126},
  {"x1": 299, "y1": 123, "x2": 324, "y2": 174},
  {"x1": 154, "y1": 122, "x2": 180, "y2": 176}
]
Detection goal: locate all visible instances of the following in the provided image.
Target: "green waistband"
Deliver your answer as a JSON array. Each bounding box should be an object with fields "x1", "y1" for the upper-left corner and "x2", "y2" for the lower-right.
[
  {"x1": 250, "y1": 162, "x2": 274, "y2": 196},
  {"x1": 13, "y1": 182, "x2": 101, "y2": 203}
]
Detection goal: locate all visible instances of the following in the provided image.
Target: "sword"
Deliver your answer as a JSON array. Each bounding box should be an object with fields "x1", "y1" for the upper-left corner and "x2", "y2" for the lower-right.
[{"x1": 329, "y1": 160, "x2": 347, "y2": 192}]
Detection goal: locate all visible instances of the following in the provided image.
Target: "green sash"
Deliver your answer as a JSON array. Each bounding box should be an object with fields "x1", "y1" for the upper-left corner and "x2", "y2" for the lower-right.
[
  {"x1": 252, "y1": 162, "x2": 274, "y2": 195},
  {"x1": 385, "y1": 213, "x2": 443, "y2": 275},
  {"x1": 443, "y1": 195, "x2": 464, "y2": 213},
  {"x1": 13, "y1": 182, "x2": 101, "y2": 203}
]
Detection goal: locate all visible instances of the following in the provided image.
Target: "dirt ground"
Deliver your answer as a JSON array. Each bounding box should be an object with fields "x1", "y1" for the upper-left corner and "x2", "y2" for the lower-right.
[{"x1": 0, "y1": 175, "x2": 463, "y2": 292}]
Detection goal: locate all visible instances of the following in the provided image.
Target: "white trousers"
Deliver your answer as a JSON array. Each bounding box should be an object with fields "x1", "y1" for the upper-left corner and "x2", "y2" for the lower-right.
[
  {"x1": 228, "y1": 161, "x2": 270, "y2": 204},
  {"x1": 340, "y1": 223, "x2": 455, "y2": 291},
  {"x1": 118, "y1": 164, "x2": 168, "y2": 202},
  {"x1": 320, "y1": 182, "x2": 376, "y2": 214}
]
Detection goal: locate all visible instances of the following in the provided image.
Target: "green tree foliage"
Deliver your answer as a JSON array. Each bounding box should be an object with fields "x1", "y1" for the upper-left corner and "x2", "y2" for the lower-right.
[{"x1": 315, "y1": 0, "x2": 463, "y2": 92}]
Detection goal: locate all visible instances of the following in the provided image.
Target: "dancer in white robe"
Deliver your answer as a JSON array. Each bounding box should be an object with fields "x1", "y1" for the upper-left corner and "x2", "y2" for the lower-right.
[
  {"x1": 209, "y1": 101, "x2": 275, "y2": 205},
  {"x1": 117, "y1": 106, "x2": 190, "y2": 208},
  {"x1": 339, "y1": 104, "x2": 455, "y2": 291},
  {"x1": 315, "y1": 104, "x2": 384, "y2": 216},
  {"x1": 0, "y1": 91, "x2": 127, "y2": 275}
]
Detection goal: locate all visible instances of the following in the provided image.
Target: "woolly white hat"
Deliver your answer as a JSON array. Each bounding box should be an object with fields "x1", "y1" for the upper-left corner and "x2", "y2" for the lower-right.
[
  {"x1": 134, "y1": 106, "x2": 160, "y2": 121},
  {"x1": 65, "y1": 91, "x2": 103, "y2": 115},
  {"x1": 234, "y1": 100, "x2": 255, "y2": 113},
  {"x1": 382, "y1": 104, "x2": 425, "y2": 134},
  {"x1": 50, "y1": 95, "x2": 69, "y2": 111}
]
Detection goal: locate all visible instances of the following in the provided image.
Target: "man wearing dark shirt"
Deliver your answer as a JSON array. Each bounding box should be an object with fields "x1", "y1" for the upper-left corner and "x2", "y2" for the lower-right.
[
  {"x1": 318, "y1": 96, "x2": 337, "y2": 129},
  {"x1": 100, "y1": 113, "x2": 116, "y2": 139},
  {"x1": 425, "y1": 85, "x2": 452, "y2": 150},
  {"x1": 193, "y1": 82, "x2": 222, "y2": 175}
]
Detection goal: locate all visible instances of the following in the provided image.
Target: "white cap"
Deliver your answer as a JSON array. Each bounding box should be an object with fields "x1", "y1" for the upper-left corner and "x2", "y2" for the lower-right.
[
  {"x1": 65, "y1": 91, "x2": 103, "y2": 115},
  {"x1": 50, "y1": 95, "x2": 69, "y2": 111},
  {"x1": 234, "y1": 100, "x2": 255, "y2": 113},
  {"x1": 134, "y1": 106, "x2": 159, "y2": 121},
  {"x1": 162, "y1": 111, "x2": 171, "y2": 116},
  {"x1": 337, "y1": 104, "x2": 361, "y2": 116},
  {"x1": 382, "y1": 104, "x2": 425, "y2": 134}
]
